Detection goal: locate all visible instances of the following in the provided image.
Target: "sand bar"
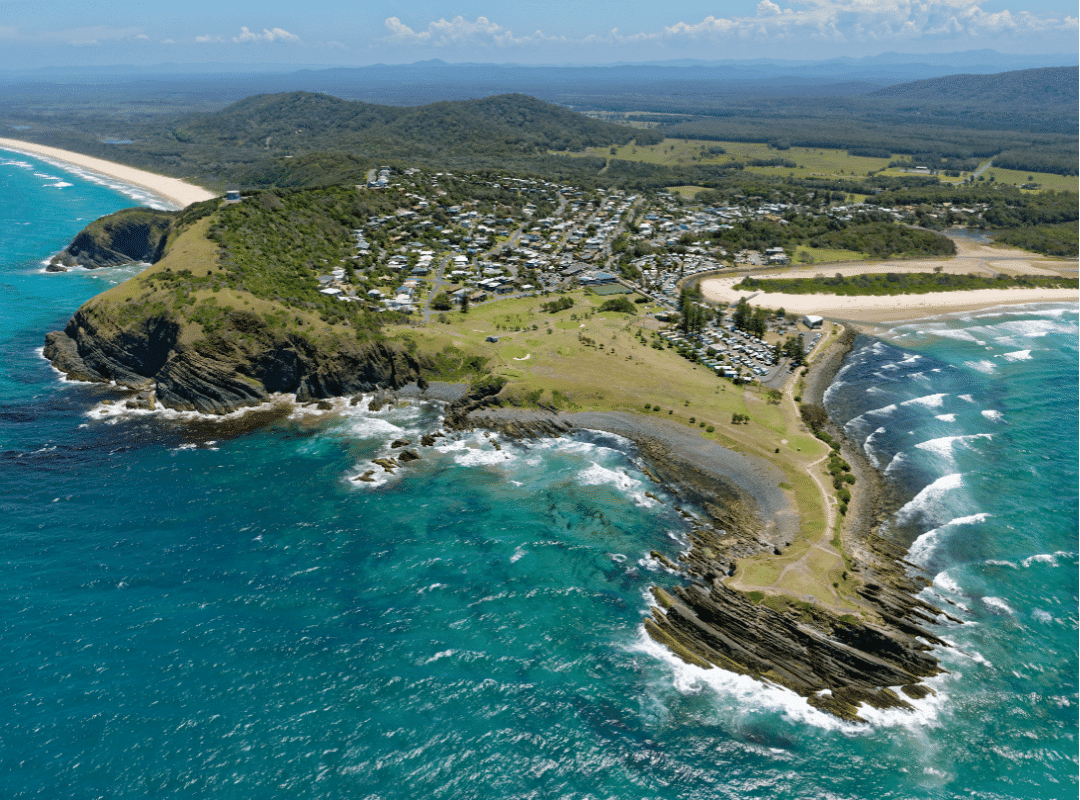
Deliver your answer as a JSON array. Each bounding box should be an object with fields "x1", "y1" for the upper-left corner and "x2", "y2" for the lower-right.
[
  {"x1": 0, "y1": 138, "x2": 216, "y2": 209},
  {"x1": 701, "y1": 237, "x2": 1078, "y2": 323}
]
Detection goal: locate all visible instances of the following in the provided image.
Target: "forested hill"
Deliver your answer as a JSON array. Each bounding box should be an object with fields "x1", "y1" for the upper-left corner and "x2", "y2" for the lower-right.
[
  {"x1": 131, "y1": 91, "x2": 652, "y2": 185},
  {"x1": 180, "y1": 92, "x2": 650, "y2": 155},
  {"x1": 870, "y1": 66, "x2": 1078, "y2": 108}
]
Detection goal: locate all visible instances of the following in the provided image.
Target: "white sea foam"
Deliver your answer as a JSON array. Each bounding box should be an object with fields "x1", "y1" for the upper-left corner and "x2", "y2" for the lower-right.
[
  {"x1": 1021, "y1": 551, "x2": 1074, "y2": 568},
  {"x1": 907, "y1": 513, "x2": 991, "y2": 565},
  {"x1": 907, "y1": 530, "x2": 942, "y2": 566},
  {"x1": 633, "y1": 629, "x2": 948, "y2": 732},
  {"x1": 865, "y1": 402, "x2": 898, "y2": 418},
  {"x1": 6, "y1": 150, "x2": 179, "y2": 210},
  {"x1": 578, "y1": 461, "x2": 635, "y2": 488},
  {"x1": 963, "y1": 360, "x2": 996, "y2": 374},
  {"x1": 862, "y1": 427, "x2": 889, "y2": 468},
  {"x1": 982, "y1": 597, "x2": 1014, "y2": 616},
  {"x1": 902, "y1": 393, "x2": 947, "y2": 409},
  {"x1": 86, "y1": 392, "x2": 295, "y2": 424},
  {"x1": 914, "y1": 433, "x2": 992, "y2": 463},
  {"x1": 958, "y1": 394, "x2": 975, "y2": 403},
  {"x1": 882, "y1": 450, "x2": 911, "y2": 478},
  {"x1": 934, "y1": 414, "x2": 956, "y2": 422},
  {"x1": 893, "y1": 473, "x2": 965, "y2": 528},
  {"x1": 932, "y1": 571, "x2": 964, "y2": 597},
  {"x1": 999, "y1": 349, "x2": 1032, "y2": 362}
]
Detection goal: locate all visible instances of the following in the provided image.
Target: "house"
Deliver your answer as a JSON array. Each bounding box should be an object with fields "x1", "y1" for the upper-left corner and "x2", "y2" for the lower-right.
[{"x1": 802, "y1": 315, "x2": 823, "y2": 329}]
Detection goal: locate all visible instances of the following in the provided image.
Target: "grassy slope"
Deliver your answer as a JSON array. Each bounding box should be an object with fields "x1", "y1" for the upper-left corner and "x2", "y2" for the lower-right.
[{"x1": 388, "y1": 292, "x2": 857, "y2": 613}]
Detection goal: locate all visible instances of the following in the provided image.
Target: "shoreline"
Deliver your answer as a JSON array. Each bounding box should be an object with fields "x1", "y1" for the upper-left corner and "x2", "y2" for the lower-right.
[
  {"x1": 0, "y1": 138, "x2": 217, "y2": 209},
  {"x1": 699, "y1": 234, "x2": 1078, "y2": 322}
]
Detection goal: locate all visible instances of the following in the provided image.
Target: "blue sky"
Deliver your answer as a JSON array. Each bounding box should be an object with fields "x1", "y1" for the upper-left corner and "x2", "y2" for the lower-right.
[{"x1": 0, "y1": 0, "x2": 1075, "y2": 69}]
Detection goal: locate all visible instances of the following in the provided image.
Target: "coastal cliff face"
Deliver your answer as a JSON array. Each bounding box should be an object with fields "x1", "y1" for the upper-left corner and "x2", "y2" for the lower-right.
[
  {"x1": 44, "y1": 301, "x2": 427, "y2": 414},
  {"x1": 43, "y1": 204, "x2": 438, "y2": 414},
  {"x1": 47, "y1": 207, "x2": 176, "y2": 271}
]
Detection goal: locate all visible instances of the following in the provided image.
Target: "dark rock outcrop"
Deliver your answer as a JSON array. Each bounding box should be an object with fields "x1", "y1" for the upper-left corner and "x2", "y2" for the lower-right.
[
  {"x1": 48, "y1": 207, "x2": 175, "y2": 270},
  {"x1": 44, "y1": 302, "x2": 427, "y2": 415}
]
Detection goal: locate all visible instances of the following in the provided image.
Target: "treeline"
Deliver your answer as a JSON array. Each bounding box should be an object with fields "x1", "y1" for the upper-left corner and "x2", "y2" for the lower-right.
[
  {"x1": 866, "y1": 184, "x2": 1079, "y2": 228},
  {"x1": 690, "y1": 213, "x2": 955, "y2": 259},
  {"x1": 994, "y1": 223, "x2": 1079, "y2": 257},
  {"x1": 736, "y1": 272, "x2": 1078, "y2": 296}
]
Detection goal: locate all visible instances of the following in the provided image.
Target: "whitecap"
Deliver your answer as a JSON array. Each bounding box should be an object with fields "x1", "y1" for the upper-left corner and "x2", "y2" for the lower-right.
[
  {"x1": 982, "y1": 596, "x2": 1014, "y2": 616},
  {"x1": 980, "y1": 409, "x2": 1004, "y2": 423},
  {"x1": 962, "y1": 360, "x2": 996, "y2": 374},
  {"x1": 865, "y1": 402, "x2": 898, "y2": 418},
  {"x1": 934, "y1": 414, "x2": 956, "y2": 422},
  {"x1": 906, "y1": 513, "x2": 990, "y2": 566},
  {"x1": 958, "y1": 394, "x2": 975, "y2": 404},
  {"x1": 893, "y1": 473, "x2": 965, "y2": 528},
  {"x1": 913, "y1": 433, "x2": 992, "y2": 463},
  {"x1": 901, "y1": 393, "x2": 947, "y2": 409},
  {"x1": 1021, "y1": 551, "x2": 1074, "y2": 568},
  {"x1": 932, "y1": 571, "x2": 964, "y2": 596},
  {"x1": 999, "y1": 350, "x2": 1032, "y2": 362}
]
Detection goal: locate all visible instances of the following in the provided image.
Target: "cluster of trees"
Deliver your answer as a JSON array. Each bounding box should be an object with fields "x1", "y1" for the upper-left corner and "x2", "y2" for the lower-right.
[
  {"x1": 730, "y1": 297, "x2": 768, "y2": 337},
  {"x1": 540, "y1": 296, "x2": 574, "y2": 313},
  {"x1": 994, "y1": 223, "x2": 1078, "y2": 257},
  {"x1": 677, "y1": 288, "x2": 709, "y2": 334},
  {"x1": 691, "y1": 212, "x2": 955, "y2": 260},
  {"x1": 598, "y1": 296, "x2": 637, "y2": 313}
]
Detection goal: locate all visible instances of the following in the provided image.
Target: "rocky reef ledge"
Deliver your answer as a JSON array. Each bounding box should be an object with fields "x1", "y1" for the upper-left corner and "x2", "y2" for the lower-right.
[{"x1": 451, "y1": 391, "x2": 953, "y2": 723}]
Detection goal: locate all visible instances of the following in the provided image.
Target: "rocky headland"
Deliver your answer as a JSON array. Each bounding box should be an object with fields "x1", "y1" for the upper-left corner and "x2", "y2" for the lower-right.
[
  {"x1": 45, "y1": 204, "x2": 953, "y2": 723},
  {"x1": 46, "y1": 207, "x2": 176, "y2": 271}
]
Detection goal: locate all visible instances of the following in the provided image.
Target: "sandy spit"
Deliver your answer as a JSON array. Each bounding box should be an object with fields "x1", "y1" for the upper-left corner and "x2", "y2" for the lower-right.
[
  {"x1": 700, "y1": 236, "x2": 1078, "y2": 323},
  {"x1": 0, "y1": 138, "x2": 217, "y2": 209}
]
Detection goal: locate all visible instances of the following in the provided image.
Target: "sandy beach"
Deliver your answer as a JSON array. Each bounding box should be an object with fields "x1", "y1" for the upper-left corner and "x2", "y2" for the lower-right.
[
  {"x1": 700, "y1": 237, "x2": 1079, "y2": 323},
  {"x1": 0, "y1": 138, "x2": 216, "y2": 209}
]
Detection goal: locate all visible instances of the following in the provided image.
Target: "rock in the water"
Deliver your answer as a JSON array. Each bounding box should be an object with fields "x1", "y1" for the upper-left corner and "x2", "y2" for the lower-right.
[
  {"x1": 372, "y1": 458, "x2": 397, "y2": 473},
  {"x1": 420, "y1": 433, "x2": 438, "y2": 447},
  {"x1": 351, "y1": 470, "x2": 377, "y2": 483},
  {"x1": 397, "y1": 449, "x2": 421, "y2": 463},
  {"x1": 316, "y1": 400, "x2": 333, "y2": 410},
  {"x1": 390, "y1": 438, "x2": 411, "y2": 449}
]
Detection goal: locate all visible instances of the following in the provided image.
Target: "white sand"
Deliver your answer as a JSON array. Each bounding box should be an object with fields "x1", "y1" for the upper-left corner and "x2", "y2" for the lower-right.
[
  {"x1": 701, "y1": 277, "x2": 1078, "y2": 322},
  {"x1": 701, "y1": 239, "x2": 1078, "y2": 322},
  {"x1": 0, "y1": 138, "x2": 216, "y2": 208}
]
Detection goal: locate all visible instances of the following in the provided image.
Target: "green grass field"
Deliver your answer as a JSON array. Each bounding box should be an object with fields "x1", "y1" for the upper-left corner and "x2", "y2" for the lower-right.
[
  {"x1": 387, "y1": 290, "x2": 863, "y2": 613},
  {"x1": 982, "y1": 167, "x2": 1079, "y2": 193},
  {"x1": 572, "y1": 138, "x2": 894, "y2": 182},
  {"x1": 571, "y1": 138, "x2": 1077, "y2": 193}
]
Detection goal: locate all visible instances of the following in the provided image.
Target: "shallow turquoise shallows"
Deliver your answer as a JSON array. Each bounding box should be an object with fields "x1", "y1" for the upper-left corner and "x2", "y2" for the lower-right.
[{"x1": 1, "y1": 149, "x2": 1076, "y2": 799}]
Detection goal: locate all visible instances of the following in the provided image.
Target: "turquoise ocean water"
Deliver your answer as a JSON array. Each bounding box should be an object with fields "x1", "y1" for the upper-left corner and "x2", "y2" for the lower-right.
[{"x1": 1, "y1": 150, "x2": 1076, "y2": 799}]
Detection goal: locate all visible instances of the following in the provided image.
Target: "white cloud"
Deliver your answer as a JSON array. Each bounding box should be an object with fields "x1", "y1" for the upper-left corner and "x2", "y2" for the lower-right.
[
  {"x1": 232, "y1": 26, "x2": 300, "y2": 44},
  {"x1": 384, "y1": 15, "x2": 563, "y2": 47},
  {"x1": 385, "y1": 2, "x2": 1077, "y2": 51},
  {"x1": 196, "y1": 27, "x2": 301, "y2": 45}
]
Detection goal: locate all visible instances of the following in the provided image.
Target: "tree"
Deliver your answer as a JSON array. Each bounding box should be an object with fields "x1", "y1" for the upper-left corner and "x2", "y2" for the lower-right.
[{"x1": 460, "y1": 292, "x2": 470, "y2": 313}]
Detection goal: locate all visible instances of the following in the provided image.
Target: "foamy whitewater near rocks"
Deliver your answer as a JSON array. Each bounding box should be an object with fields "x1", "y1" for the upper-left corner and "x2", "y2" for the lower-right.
[{"x1": 1, "y1": 155, "x2": 1076, "y2": 799}]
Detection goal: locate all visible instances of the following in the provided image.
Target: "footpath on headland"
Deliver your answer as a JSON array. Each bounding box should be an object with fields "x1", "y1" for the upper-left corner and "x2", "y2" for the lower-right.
[{"x1": 0, "y1": 138, "x2": 216, "y2": 209}]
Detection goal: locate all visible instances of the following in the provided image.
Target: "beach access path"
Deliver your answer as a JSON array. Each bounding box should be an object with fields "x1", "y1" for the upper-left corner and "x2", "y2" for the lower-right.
[{"x1": 0, "y1": 138, "x2": 216, "y2": 209}]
